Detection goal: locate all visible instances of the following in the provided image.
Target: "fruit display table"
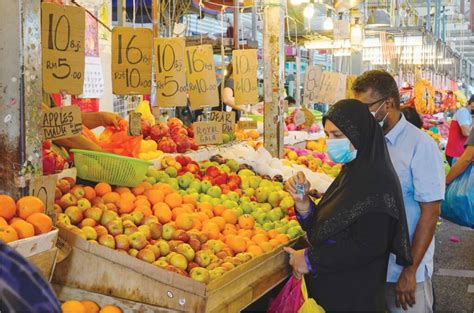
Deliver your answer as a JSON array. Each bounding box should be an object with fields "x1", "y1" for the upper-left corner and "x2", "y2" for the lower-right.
[{"x1": 53, "y1": 226, "x2": 292, "y2": 313}]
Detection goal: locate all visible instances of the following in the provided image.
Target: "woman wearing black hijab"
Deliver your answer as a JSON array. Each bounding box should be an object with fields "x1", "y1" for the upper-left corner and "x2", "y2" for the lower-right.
[{"x1": 284, "y1": 99, "x2": 412, "y2": 312}]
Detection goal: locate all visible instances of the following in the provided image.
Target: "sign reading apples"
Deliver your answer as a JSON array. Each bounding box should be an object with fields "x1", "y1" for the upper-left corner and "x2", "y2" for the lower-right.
[
  {"x1": 41, "y1": 3, "x2": 85, "y2": 95},
  {"x1": 112, "y1": 27, "x2": 153, "y2": 95},
  {"x1": 193, "y1": 121, "x2": 223, "y2": 145},
  {"x1": 42, "y1": 106, "x2": 83, "y2": 140}
]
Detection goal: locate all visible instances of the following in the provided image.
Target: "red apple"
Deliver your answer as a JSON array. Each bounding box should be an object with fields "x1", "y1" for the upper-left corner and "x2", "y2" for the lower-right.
[
  {"x1": 150, "y1": 123, "x2": 170, "y2": 142},
  {"x1": 186, "y1": 124, "x2": 194, "y2": 138},
  {"x1": 167, "y1": 117, "x2": 184, "y2": 130},
  {"x1": 157, "y1": 137, "x2": 177, "y2": 153},
  {"x1": 174, "y1": 135, "x2": 191, "y2": 153},
  {"x1": 57, "y1": 179, "x2": 72, "y2": 194},
  {"x1": 175, "y1": 155, "x2": 191, "y2": 167},
  {"x1": 141, "y1": 119, "x2": 152, "y2": 138},
  {"x1": 43, "y1": 153, "x2": 56, "y2": 175}
]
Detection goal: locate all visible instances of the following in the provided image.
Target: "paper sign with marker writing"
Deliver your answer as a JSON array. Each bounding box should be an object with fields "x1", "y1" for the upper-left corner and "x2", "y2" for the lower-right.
[
  {"x1": 303, "y1": 65, "x2": 323, "y2": 106},
  {"x1": 237, "y1": 120, "x2": 258, "y2": 130},
  {"x1": 294, "y1": 110, "x2": 305, "y2": 126},
  {"x1": 232, "y1": 49, "x2": 258, "y2": 105},
  {"x1": 154, "y1": 38, "x2": 187, "y2": 107},
  {"x1": 193, "y1": 121, "x2": 223, "y2": 145},
  {"x1": 185, "y1": 45, "x2": 219, "y2": 109},
  {"x1": 128, "y1": 112, "x2": 142, "y2": 136},
  {"x1": 112, "y1": 27, "x2": 152, "y2": 95},
  {"x1": 29, "y1": 174, "x2": 57, "y2": 220},
  {"x1": 209, "y1": 111, "x2": 235, "y2": 133},
  {"x1": 42, "y1": 106, "x2": 82, "y2": 140},
  {"x1": 41, "y1": 3, "x2": 85, "y2": 95}
]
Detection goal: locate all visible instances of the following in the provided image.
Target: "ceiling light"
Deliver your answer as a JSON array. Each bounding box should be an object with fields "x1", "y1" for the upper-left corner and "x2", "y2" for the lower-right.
[
  {"x1": 351, "y1": 17, "x2": 363, "y2": 47},
  {"x1": 323, "y1": 10, "x2": 334, "y2": 30},
  {"x1": 291, "y1": 0, "x2": 302, "y2": 6},
  {"x1": 303, "y1": 3, "x2": 315, "y2": 19}
]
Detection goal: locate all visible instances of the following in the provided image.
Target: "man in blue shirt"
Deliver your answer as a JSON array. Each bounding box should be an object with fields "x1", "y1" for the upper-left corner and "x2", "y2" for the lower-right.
[{"x1": 353, "y1": 71, "x2": 445, "y2": 313}]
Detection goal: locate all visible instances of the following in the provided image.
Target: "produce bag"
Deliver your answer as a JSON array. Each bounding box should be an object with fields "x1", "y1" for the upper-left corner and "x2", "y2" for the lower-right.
[
  {"x1": 298, "y1": 277, "x2": 325, "y2": 313},
  {"x1": 99, "y1": 121, "x2": 142, "y2": 158},
  {"x1": 441, "y1": 164, "x2": 474, "y2": 228},
  {"x1": 268, "y1": 276, "x2": 303, "y2": 313}
]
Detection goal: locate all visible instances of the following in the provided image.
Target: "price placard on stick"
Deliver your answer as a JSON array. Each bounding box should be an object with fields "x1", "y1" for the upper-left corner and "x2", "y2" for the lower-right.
[
  {"x1": 29, "y1": 174, "x2": 57, "y2": 219},
  {"x1": 128, "y1": 112, "x2": 142, "y2": 136},
  {"x1": 112, "y1": 27, "x2": 152, "y2": 95},
  {"x1": 232, "y1": 49, "x2": 258, "y2": 105},
  {"x1": 154, "y1": 38, "x2": 187, "y2": 107},
  {"x1": 42, "y1": 106, "x2": 82, "y2": 140},
  {"x1": 209, "y1": 111, "x2": 235, "y2": 133},
  {"x1": 185, "y1": 45, "x2": 219, "y2": 109},
  {"x1": 41, "y1": 3, "x2": 85, "y2": 95},
  {"x1": 193, "y1": 121, "x2": 223, "y2": 145},
  {"x1": 303, "y1": 65, "x2": 323, "y2": 106}
]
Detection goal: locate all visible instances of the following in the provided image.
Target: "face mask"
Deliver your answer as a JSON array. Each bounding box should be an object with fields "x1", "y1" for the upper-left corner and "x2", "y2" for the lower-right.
[
  {"x1": 326, "y1": 138, "x2": 357, "y2": 164},
  {"x1": 371, "y1": 101, "x2": 389, "y2": 128}
]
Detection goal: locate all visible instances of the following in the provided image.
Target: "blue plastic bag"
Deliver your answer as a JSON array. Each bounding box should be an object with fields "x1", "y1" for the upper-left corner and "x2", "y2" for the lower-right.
[{"x1": 441, "y1": 164, "x2": 474, "y2": 228}]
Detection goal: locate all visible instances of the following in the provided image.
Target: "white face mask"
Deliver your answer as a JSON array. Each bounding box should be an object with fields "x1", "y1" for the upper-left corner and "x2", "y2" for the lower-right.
[{"x1": 371, "y1": 101, "x2": 389, "y2": 128}]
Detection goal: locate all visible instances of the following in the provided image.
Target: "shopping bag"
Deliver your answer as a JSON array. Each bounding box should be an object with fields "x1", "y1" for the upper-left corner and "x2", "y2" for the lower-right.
[
  {"x1": 268, "y1": 276, "x2": 303, "y2": 313},
  {"x1": 441, "y1": 163, "x2": 474, "y2": 228},
  {"x1": 298, "y1": 276, "x2": 325, "y2": 313}
]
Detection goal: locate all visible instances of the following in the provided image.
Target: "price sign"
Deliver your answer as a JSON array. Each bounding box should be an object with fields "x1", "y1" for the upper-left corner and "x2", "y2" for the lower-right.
[
  {"x1": 345, "y1": 75, "x2": 357, "y2": 99},
  {"x1": 294, "y1": 110, "x2": 305, "y2": 126},
  {"x1": 193, "y1": 121, "x2": 223, "y2": 145},
  {"x1": 112, "y1": 27, "x2": 152, "y2": 95},
  {"x1": 128, "y1": 112, "x2": 142, "y2": 136},
  {"x1": 185, "y1": 45, "x2": 219, "y2": 109},
  {"x1": 42, "y1": 105, "x2": 82, "y2": 140},
  {"x1": 29, "y1": 174, "x2": 57, "y2": 219},
  {"x1": 303, "y1": 65, "x2": 323, "y2": 106},
  {"x1": 237, "y1": 120, "x2": 258, "y2": 130},
  {"x1": 154, "y1": 38, "x2": 187, "y2": 107},
  {"x1": 209, "y1": 111, "x2": 235, "y2": 133},
  {"x1": 41, "y1": 3, "x2": 85, "y2": 95},
  {"x1": 232, "y1": 49, "x2": 258, "y2": 105}
]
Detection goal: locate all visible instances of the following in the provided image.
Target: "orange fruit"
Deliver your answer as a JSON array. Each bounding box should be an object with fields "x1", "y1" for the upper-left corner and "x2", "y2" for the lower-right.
[
  {"x1": 202, "y1": 208, "x2": 214, "y2": 219},
  {"x1": 238, "y1": 229, "x2": 253, "y2": 239},
  {"x1": 202, "y1": 222, "x2": 220, "y2": 239},
  {"x1": 165, "y1": 193, "x2": 182, "y2": 209},
  {"x1": 171, "y1": 207, "x2": 187, "y2": 221},
  {"x1": 197, "y1": 212, "x2": 209, "y2": 222},
  {"x1": 120, "y1": 192, "x2": 136, "y2": 202},
  {"x1": 26, "y1": 213, "x2": 53, "y2": 235},
  {"x1": 226, "y1": 235, "x2": 247, "y2": 253},
  {"x1": 152, "y1": 183, "x2": 175, "y2": 195},
  {"x1": 275, "y1": 234, "x2": 290, "y2": 244},
  {"x1": 191, "y1": 217, "x2": 202, "y2": 230},
  {"x1": 134, "y1": 206, "x2": 152, "y2": 217},
  {"x1": 251, "y1": 233, "x2": 269, "y2": 245},
  {"x1": 10, "y1": 219, "x2": 34, "y2": 239},
  {"x1": 247, "y1": 245, "x2": 264, "y2": 256},
  {"x1": 0, "y1": 195, "x2": 16, "y2": 221},
  {"x1": 95, "y1": 182, "x2": 112, "y2": 197},
  {"x1": 16, "y1": 196, "x2": 44, "y2": 220},
  {"x1": 99, "y1": 305, "x2": 123, "y2": 313},
  {"x1": 135, "y1": 198, "x2": 151, "y2": 208},
  {"x1": 269, "y1": 239, "x2": 280, "y2": 248},
  {"x1": 267, "y1": 229, "x2": 281, "y2": 239},
  {"x1": 138, "y1": 181, "x2": 153, "y2": 191},
  {"x1": 182, "y1": 194, "x2": 196, "y2": 207},
  {"x1": 118, "y1": 198, "x2": 135, "y2": 214},
  {"x1": 197, "y1": 202, "x2": 213, "y2": 212},
  {"x1": 81, "y1": 300, "x2": 100, "y2": 313},
  {"x1": 221, "y1": 210, "x2": 238, "y2": 225},
  {"x1": 0, "y1": 217, "x2": 7, "y2": 226},
  {"x1": 223, "y1": 224, "x2": 238, "y2": 236},
  {"x1": 83, "y1": 186, "x2": 97, "y2": 201},
  {"x1": 131, "y1": 185, "x2": 145, "y2": 196},
  {"x1": 181, "y1": 203, "x2": 195, "y2": 213},
  {"x1": 212, "y1": 204, "x2": 226, "y2": 217},
  {"x1": 146, "y1": 189, "x2": 165, "y2": 205},
  {"x1": 61, "y1": 301, "x2": 86, "y2": 313},
  {"x1": 102, "y1": 192, "x2": 120, "y2": 205},
  {"x1": 175, "y1": 214, "x2": 193, "y2": 230},
  {"x1": 153, "y1": 202, "x2": 172, "y2": 224},
  {"x1": 210, "y1": 216, "x2": 226, "y2": 231},
  {"x1": 0, "y1": 225, "x2": 18, "y2": 242},
  {"x1": 258, "y1": 241, "x2": 273, "y2": 253},
  {"x1": 238, "y1": 214, "x2": 255, "y2": 230},
  {"x1": 114, "y1": 187, "x2": 131, "y2": 195}
]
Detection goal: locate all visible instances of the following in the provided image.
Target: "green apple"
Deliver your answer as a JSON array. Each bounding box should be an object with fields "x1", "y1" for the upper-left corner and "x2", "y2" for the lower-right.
[
  {"x1": 226, "y1": 159, "x2": 239, "y2": 172},
  {"x1": 267, "y1": 191, "x2": 282, "y2": 208},
  {"x1": 219, "y1": 164, "x2": 231, "y2": 174},
  {"x1": 226, "y1": 191, "x2": 240, "y2": 202},
  {"x1": 186, "y1": 188, "x2": 198, "y2": 194},
  {"x1": 168, "y1": 178, "x2": 179, "y2": 190},
  {"x1": 232, "y1": 207, "x2": 243, "y2": 217},
  {"x1": 147, "y1": 167, "x2": 160, "y2": 179},
  {"x1": 178, "y1": 175, "x2": 192, "y2": 189},
  {"x1": 255, "y1": 187, "x2": 269, "y2": 203},
  {"x1": 241, "y1": 202, "x2": 254, "y2": 214},
  {"x1": 238, "y1": 169, "x2": 255, "y2": 177},
  {"x1": 288, "y1": 220, "x2": 300, "y2": 228},
  {"x1": 260, "y1": 203, "x2": 272, "y2": 211},
  {"x1": 220, "y1": 195, "x2": 228, "y2": 202},
  {"x1": 243, "y1": 188, "x2": 255, "y2": 197},
  {"x1": 210, "y1": 198, "x2": 222, "y2": 206},
  {"x1": 280, "y1": 197, "x2": 295, "y2": 211},
  {"x1": 262, "y1": 222, "x2": 274, "y2": 231},
  {"x1": 239, "y1": 196, "x2": 251, "y2": 203},
  {"x1": 272, "y1": 182, "x2": 284, "y2": 190},
  {"x1": 165, "y1": 167, "x2": 177, "y2": 178},
  {"x1": 201, "y1": 181, "x2": 212, "y2": 193},
  {"x1": 259, "y1": 179, "x2": 273, "y2": 188},
  {"x1": 248, "y1": 176, "x2": 262, "y2": 189},
  {"x1": 189, "y1": 180, "x2": 202, "y2": 193},
  {"x1": 223, "y1": 200, "x2": 238, "y2": 209},
  {"x1": 254, "y1": 212, "x2": 267, "y2": 225},
  {"x1": 207, "y1": 186, "x2": 222, "y2": 198},
  {"x1": 276, "y1": 225, "x2": 289, "y2": 234},
  {"x1": 145, "y1": 176, "x2": 156, "y2": 185},
  {"x1": 199, "y1": 194, "x2": 212, "y2": 204},
  {"x1": 240, "y1": 177, "x2": 250, "y2": 189}
]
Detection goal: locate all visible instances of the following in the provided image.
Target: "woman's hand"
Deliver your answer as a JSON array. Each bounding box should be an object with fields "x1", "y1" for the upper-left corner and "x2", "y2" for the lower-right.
[
  {"x1": 284, "y1": 247, "x2": 309, "y2": 280},
  {"x1": 82, "y1": 112, "x2": 123, "y2": 130},
  {"x1": 285, "y1": 171, "x2": 311, "y2": 216},
  {"x1": 99, "y1": 112, "x2": 123, "y2": 129}
]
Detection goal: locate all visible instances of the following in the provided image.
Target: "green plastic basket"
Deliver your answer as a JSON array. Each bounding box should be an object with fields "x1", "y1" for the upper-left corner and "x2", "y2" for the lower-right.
[{"x1": 71, "y1": 149, "x2": 152, "y2": 187}]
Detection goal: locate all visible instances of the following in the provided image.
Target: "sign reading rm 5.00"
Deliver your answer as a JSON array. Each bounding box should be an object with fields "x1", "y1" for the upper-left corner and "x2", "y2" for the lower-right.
[
  {"x1": 41, "y1": 3, "x2": 85, "y2": 95},
  {"x1": 112, "y1": 27, "x2": 152, "y2": 95}
]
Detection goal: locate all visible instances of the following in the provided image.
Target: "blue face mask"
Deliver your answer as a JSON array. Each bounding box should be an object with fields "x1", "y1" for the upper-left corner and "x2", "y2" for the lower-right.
[{"x1": 326, "y1": 138, "x2": 357, "y2": 164}]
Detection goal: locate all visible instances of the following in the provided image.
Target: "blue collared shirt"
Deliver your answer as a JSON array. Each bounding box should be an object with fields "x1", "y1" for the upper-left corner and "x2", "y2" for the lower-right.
[{"x1": 385, "y1": 114, "x2": 445, "y2": 283}]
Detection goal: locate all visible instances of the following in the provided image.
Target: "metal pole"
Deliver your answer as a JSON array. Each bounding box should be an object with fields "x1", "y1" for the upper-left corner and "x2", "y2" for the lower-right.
[
  {"x1": 234, "y1": 0, "x2": 239, "y2": 49},
  {"x1": 426, "y1": 0, "x2": 431, "y2": 32},
  {"x1": 251, "y1": 4, "x2": 257, "y2": 42},
  {"x1": 295, "y1": 46, "x2": 301, "y2": 106},
  {"x1": 118, "y1": 0, "x2": 126, "y2": 26}
]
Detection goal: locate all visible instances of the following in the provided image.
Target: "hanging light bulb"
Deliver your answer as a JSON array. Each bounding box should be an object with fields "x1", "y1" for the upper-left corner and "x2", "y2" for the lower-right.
[
  {"x1": 351, "y1": 17, "x2": 363, "y2": 47},
  {"x1": 303, "y1": 3, "x2": 315, "y2": 19},
  {"x1": 291, "y1": 0, "x2": 302, "y2": 6},
  {"x1": 323, "y1": 10, "x2": 334, "y2": 30}
]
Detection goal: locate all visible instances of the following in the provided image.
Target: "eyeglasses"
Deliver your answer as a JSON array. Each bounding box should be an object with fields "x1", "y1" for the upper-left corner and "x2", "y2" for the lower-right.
[{"x1": 364, "y1": 97, "x2": 388, "y2": 109}]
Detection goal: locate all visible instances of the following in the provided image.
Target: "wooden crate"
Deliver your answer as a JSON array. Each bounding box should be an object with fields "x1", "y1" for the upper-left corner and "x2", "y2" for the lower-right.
[
  {"x1": 28, "y1": 247, "x2": 58, "y2": 280},
  {"x1": 53, "y1": 227, "x2": 292, "y2": 313}
]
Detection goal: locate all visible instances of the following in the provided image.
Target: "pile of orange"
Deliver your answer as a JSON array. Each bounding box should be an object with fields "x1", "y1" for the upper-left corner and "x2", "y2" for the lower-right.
[
  {"x1": 0, "y1": 195, "x2": 53, "y2": 243},
  {"x1": 235, "y1": 129, "x2": 260, "y2": 141},
  {"x1": 61, "y1": 300, "x2": 122, "y2": 313}
]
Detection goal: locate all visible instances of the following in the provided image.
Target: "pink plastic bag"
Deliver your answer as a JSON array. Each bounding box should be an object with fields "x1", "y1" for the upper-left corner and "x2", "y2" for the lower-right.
[{"x1": 268, "y1": 276, "x2": 304, "y2": 313}]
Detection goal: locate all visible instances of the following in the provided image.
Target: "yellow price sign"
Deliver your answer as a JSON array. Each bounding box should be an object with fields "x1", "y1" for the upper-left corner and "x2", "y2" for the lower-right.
[
  {"x1": 112, "y1": 27, "x2": 153, "y2": 95},
  {"x1": 154, "y1": 38, "x2": 187, "y2": 107},
  {"x1": 232, "y1": 49, "x2": 258, "y2": 105},
  {"x1": 41, "y1": 3, "x2": 85, "y2": 95}
]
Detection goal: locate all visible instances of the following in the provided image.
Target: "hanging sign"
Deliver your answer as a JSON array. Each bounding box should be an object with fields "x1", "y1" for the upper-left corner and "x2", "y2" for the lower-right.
[
  {"x1": 112, "y1": 27, "x2": 152, "y2": 95},
  {"x1": 232, "y1": 49, "x2": 258, "y2": 105},
  {"x1": 193, "y1": 121, "x2": 223, "y2": 145},
  {"x1": 333, "y1": 20, "x2": 350, "y2": 40},
  {"x1": 209, "y1": 111, "x2": 235, "y2": 133},
  {"x1": 42, "y1": 105, "x2": 82, "y2": 140},
  {"x1": 41, "y1": 3, "x2": 85, "y2": 95},
  {"x1": 185, "y1": 45, "x2": 219, "y2": 109},
  {"x1": 154, "y1": 38, "x2": 187, "y2": 107},
  {"x1": 316, "y1": 72, "x2": 347, "y2": 104},
  {"x1": 303, "y1": 65, "x2": 323, "y2": 107},
  {"x1": 128, "y1": 112, "x2": 142, "y2": 136}
]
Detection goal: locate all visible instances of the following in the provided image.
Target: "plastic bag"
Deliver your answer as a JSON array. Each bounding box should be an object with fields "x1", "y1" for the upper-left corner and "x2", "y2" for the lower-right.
[
  {"x1": 268, "y1": 276, "x2": 303, "y2": 313},
  {"x1": 298, "y1": 277, "x2": 325, "y2": 313},
  {"x1": 98, "y1": 121, "x2": 142, "y2": 158},
  {"x1": 441, "y1": 164, "x2": 474, "y2": 228}
]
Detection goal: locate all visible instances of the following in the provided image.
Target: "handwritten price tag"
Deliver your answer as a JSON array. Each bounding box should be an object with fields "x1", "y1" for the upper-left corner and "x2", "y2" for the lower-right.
[
  {"x1": 193, "y1": 121, "x2": 223, "y2": 145},
  {"x1": 303, "y1": 65, "x2": 322, "y2": 107},
  {"x1": 42, "y1": 106, "x2": 82, "y2": 140},
  {"x1": 29, "y1": 174, "x2": 57, "y2": 220},
  {"x1": 237, "y1": 120, "x2": 258, "y2": 130},
  {"x1": 112, "y1": 27, "x2": 153, "y2": 95},
  {"x1": 155, "y1": 38, "x2": 187, "y2": 107},
  {"x1": 233, "y1": 49, "x2": 258, "y2": 105},
  {"x1": 185, "y1": 45, "x2": 219, "y2": 109},
  {"x1": 128, "y1": 112, "x2": 142, "y2": 136},
  {"x1": 41, "y1": 3, "x2": 85, "y2": 95},
  {"x1": 209, "y1": 111, "x2": 235, "y2": 133}
]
